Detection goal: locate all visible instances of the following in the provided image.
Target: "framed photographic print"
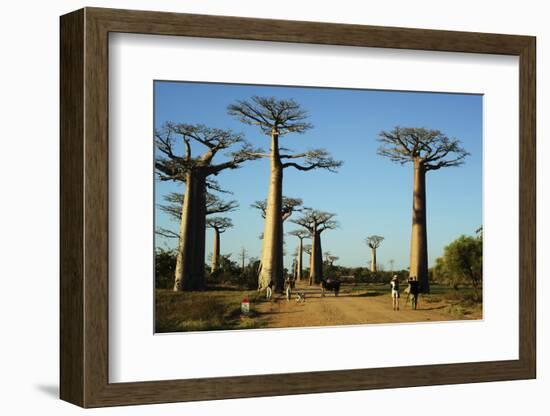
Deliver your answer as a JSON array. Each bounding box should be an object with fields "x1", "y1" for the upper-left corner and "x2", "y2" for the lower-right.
[{"x1": 60, "y1": 7, "x2": 536, "y2": 408}]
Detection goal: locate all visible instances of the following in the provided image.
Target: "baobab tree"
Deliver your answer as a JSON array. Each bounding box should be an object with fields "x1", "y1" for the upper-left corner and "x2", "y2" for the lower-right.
[
  {"x1": 251, "y1": 196, "x2": 302, "y2": 290},
  {"x1": 377, "y1": 127, "x2": 469, "y2": 292},
  {"x1": 229, "y1": 97, "x2": 341, "y2": 292},
  {"x1": 288, "y1": 229, "x2": 309, "y2": 282},
  {"x1": 206, "y1": 217, "x2": 233, "y2": 274},
  {"x1": 155, "y1": 122, "x2": 259, "y2": 291},
  {"x1": 365, "y1": 235, "x2": 384, "y2": 272},
  {"x1": 292, "y1": 209, "x2": 338, "y2": 285},
  {"x1": 238, "y1": 247, "x2": 248, "y2": 272},
  {"x1": 326, "y1": 254, "x2": 339, "y2": 268},
  {"x1": 323, "y1": 251, "x2": 339, "y2": 266},
  {"x1": 388, "y1": 259, "x2": 395, "y2": 273},
  {"x1": 302, "y1": 244, "x2": 313, "y2": 285}
]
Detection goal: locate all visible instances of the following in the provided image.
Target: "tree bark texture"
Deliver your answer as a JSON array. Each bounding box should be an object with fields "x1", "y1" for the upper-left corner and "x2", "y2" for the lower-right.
[
  {"x1": 308, "y1": 250, "x2": 314, "y2": 286},
  {"x1": 409, "y1": 159, "x2": 429, "y2": 293},
  {"x1": 297, "y1": 238, "x2": 303, "y2": 281},
  {"x1": 258, "y1": 132, "x2": 284, "y2": 291},
  {"x1": 371, "y1": 247, "x2": 377, "y2": 272},
  {"x1": 310, "y1": 230, "x2": 324, "y2": 284},
  {"x1": 211, "y1": 228, "x2": 220, "y2": 274},
  {"x1": 173, "y1": 170, "x2": 207, "y2": 291},
  {"x1": 276, "y1": 220, "x2": 285, "y2": 291}
]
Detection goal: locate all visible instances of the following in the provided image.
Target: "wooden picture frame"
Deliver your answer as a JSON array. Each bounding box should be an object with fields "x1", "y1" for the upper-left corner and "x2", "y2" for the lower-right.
[{"x1": 60, "y1": 7, "x2": 536, "y2": 408}]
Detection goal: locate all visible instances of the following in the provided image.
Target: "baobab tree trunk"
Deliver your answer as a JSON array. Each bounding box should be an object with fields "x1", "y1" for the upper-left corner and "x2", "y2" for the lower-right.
[
  {"x1": 409, "y1": 159, "x2": 429, "y2": 293},
  {"x1": 310, "y1": 230, "x2": 324, "y2": 284},
  {"x1": 211, "y1": 228, "x2": 220, "y2": 274},
  {"x1": 371, "y1": 247, "x2": 377, "y2": 272},
  {"x1": 307, "y1": 250, "x2": 314, "y2": 285},
  {"x1": 297, "y1": 238, "x2": 303, "y2": 281},
  {"x1": 258, "y1": 131, "x2": 284, "y2": 291},
  {"x1": 173, "y1": 171, "x2": 207, "y2": 291},
  {"x1": 193, "y1": 180, "x2": 207, "y2": 290},
  {"x1": 277, "y1": 221, "x2": 285, "y2": 292}
]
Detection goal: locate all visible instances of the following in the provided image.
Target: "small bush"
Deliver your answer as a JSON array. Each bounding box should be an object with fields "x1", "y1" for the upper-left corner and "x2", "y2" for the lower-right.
[
  {"x1": 423, "y1": 295, "x2": 442, "y2": 304},
  {"x1": 445, "y1": 304, "x2": 467, "y2": 318},
  {"x1": 155, "y1": 248, "x2": 176, "y2": 289}
]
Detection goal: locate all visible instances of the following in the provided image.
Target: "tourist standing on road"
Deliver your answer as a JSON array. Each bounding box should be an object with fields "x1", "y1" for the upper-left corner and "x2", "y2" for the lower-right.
[
  {"x1": 390, "y1": 275, "x2": 400, "y2": 311},
  {"x1": 408, "y1": 276, "x2": 420, "y2": 310},
  {"x1": 266, "y1": 280, "x2": 273, "y2": 300}
]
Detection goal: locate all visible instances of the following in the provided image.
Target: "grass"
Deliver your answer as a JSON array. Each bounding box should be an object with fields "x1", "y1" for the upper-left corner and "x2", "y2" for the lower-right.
[
  {"x1": 155, "y1": 288, "x2": 268, "y2": 333},
  {"x1": 347, "y1": 282, "x2": 385, "y2": 295},
  {"x1": 421, "y1": 284, "x2": 482, "y2": 318}
]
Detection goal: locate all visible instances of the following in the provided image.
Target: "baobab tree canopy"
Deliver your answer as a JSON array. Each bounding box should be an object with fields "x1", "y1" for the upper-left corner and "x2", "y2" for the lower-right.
[
  {"x1": 228, "y1": 96, "x2": 312, "y2": 136},
  {"x1": 365, "y1": 235, "x2": 384, "y2": 249},
  {"x1": 288, "y1": 229, "x2": 310, "y2": 240},
  {"x1": 206, "y1": 216, "x2": 233, "y2": 232},
  {"x1": 326, "y1": 254, "x2": 339, "y2": 265},
  {"x1": 155, "y1": 122, "x2": 261, "y2": 178},
  {"x1": 251, "y1": 197, "x2": 303, "y2": 221},
  {"x1": 292, "y1": 209, "x2": 338, "y2": 233},
  {"x1": 377, "y1": 127, "x2": 469, "y2": 170}
]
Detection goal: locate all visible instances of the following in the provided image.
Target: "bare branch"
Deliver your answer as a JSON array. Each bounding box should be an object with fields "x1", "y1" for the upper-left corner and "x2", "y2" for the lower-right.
[
  {"x1": 208, "y1": 143, "x2": 265, "y2": 174},
  {"x1": 206, "y1": 194, "x2": 239, "y2": 215},
  {"x1": 205, "y1": 178, "x2": 233, "y2": 194},
  {"x1": 282, "y1": 148, "x2": 342, "y2": 172},
  {"x1": 160, "y1": 192, "x2": 238, "y2": 221},
  {"x1": 279, "y1": 153, "x2": 308, "y2": 159},
  {"x1": 247, "y1": 152, "x2": 271, "y2": 158},
  {"x1": 155, "y1": 227, "x2": 179, "y2": 239}
]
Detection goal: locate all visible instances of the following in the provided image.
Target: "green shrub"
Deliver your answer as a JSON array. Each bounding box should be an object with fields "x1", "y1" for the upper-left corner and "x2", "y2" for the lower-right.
[{"x1": 155, "y1": 248, "x2": 176, "y2": 289}]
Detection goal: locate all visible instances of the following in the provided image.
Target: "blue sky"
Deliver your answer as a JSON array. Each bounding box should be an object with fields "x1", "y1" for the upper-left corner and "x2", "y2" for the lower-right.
[{"x1": 154, "y1": 81, "x2": 482, "y2": 270}]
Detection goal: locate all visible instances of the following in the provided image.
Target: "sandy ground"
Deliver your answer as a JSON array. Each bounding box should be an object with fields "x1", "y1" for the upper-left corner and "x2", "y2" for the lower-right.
[{"x1": 255, "y1": 281, "x2": 481, "y2": 329}]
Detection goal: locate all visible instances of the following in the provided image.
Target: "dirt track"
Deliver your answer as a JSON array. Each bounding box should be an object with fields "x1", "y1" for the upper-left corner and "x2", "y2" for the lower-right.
[{"x1": 255, "y1": 281, "x2": 480, "y2": 329}]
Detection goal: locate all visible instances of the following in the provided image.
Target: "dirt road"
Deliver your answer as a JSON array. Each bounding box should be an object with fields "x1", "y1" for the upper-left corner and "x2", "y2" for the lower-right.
[{"x1": 255, "y1": 281, "x2": 480, "y2": 329}]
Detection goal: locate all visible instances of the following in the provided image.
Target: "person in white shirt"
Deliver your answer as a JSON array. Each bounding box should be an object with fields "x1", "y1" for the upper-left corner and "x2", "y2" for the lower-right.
[{"x1": 390, "y1": 275, "x2": 400, "y2": 311}]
